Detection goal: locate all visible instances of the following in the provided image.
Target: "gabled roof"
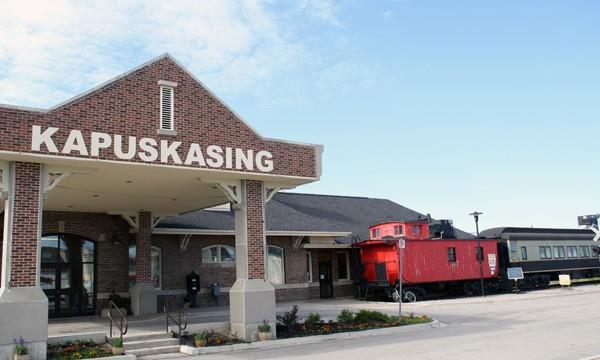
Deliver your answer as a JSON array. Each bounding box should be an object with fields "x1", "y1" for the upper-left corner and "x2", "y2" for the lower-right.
[{"x1": 157, "y1": 192, "x2": 474, "y2": 242}]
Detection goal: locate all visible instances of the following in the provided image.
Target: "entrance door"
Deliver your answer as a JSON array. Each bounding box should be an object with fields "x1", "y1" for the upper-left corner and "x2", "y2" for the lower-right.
[
  {"x1": 318, "y1": 252, "x2": 333, "y2": 298},
  {"x1": 41, "y1": 234, "x2": 96, "y2": 317}
]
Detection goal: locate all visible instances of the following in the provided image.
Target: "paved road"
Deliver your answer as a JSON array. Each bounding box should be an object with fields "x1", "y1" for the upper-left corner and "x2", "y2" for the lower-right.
[{"x1": 188, "y1": 285, "x2": 600, "y2": 360}]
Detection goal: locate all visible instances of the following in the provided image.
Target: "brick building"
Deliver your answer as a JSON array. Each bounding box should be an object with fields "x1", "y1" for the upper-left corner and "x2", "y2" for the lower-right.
[{"x1": 0, "y1": 54, "x2": 323, "y2": 358}]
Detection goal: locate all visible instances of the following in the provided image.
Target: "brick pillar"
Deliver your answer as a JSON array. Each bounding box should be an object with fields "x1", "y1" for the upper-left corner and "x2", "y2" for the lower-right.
[
  {"x1": 135, "y1": 211, "x2": 152, "y2": 284},
  {"x1": 0, "y1": 161, "x2": 48, "y2": 360},
  {"x1": 230, "y1": 180, "x2": 274, "y2": 341},
  {"x1": 130, "y1": 211, "x2": 157, "y2": 315},
  {"x1": 246, "y1": 180, "x2": 266, "y2": 279},
  {"x1": 2, "y1": 162, "x2": 42, "y2": 288}
]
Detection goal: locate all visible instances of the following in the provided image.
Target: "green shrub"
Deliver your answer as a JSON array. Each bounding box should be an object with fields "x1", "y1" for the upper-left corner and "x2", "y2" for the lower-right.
[
  {"x1": 111, "y1": 338, "x2": 123, "y2": 348},
  {"x1": 195, "y1": 333, "x2": 206, "y2": 341},
  {"x1": 353, "y1": 310, "x2": 393, "y2": 324},
  {"x1": 337, "y1": 309, "x2": 354, "y2": 324},
  {"x1": 304, "y1": 313, "x2": 322, "y2": 329}
]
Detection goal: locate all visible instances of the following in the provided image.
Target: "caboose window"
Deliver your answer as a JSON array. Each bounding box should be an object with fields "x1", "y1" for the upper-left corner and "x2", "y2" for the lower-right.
[
  {"x1": 447, "y1": 247, "x2": 456, "y2": 262},
  {"x1": 553, "y1": 246, "x2": 565, "y2": 259},
  {"x1": 412, "y1": 225, "x2": 421, "y2": 236},
  {"x1": 394, "y1": 225, "x2": 403, "y2": 236},
  {"x1": 521, "y1": 246, "x2": 528, "y2": 260},
  {"x1": 372, "y1": 228, "x2": 380, "y2": 238}
]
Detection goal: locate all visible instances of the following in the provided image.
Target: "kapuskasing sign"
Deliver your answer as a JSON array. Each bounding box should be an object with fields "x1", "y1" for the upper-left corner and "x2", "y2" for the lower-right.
[{"x1": 31, "y1": 125, "x2": 274, "y2": 172}]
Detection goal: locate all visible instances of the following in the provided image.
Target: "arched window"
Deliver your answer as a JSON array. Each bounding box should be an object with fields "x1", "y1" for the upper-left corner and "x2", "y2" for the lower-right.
[
  {"x1": 128, "y1": 245, "x2": 162, "y2": 290},
  {"x1": 267, "y1": 245, "x2": 285, "y2": 285},
  {"x1": 202, "y1": 245, "x2": 235, "y2": 263}
]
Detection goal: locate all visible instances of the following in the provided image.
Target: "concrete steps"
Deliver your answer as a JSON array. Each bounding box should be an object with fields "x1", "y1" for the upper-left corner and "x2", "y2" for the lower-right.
[
  {"x1": 123, "y1": 332, "x2": 184, "y2": 358},
  {"x1": 137, "y1": 352, "x2": 188, "y2": 360}
]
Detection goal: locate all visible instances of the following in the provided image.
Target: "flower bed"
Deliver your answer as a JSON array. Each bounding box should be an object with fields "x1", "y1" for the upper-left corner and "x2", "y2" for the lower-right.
[
  {"x1": 276, "y1": 306, "x2": 432, "y2": 338},
  {"x1": 47, "y1": 340, "x2": 113, "y2": 360},
  {"x1": 183, "y1": 331, "x2": 246, "y2": 348}
]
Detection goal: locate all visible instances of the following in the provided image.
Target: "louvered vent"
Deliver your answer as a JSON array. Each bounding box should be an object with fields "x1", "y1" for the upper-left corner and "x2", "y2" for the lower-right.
[{"x1": 160, "y1": 86, "x2": 174, "y2": 130}]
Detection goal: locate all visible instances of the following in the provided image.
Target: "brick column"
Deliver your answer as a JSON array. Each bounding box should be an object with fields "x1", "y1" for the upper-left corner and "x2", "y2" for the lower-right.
[
  {"x1": 135, "y1": 211, "x2": 152, "y2": 284},
  {"x1": 0, "y1": 161, "x2": 48, "y2": 360},
  {"x1": 230, "y1": 180, "x2": 274, "y2": 341},
  {"x1": 2, "y1": 162, "x2": 42, "y2": 288},
  {"x1": 246, "y1": 180, "x2": 266, "y2": 279}
]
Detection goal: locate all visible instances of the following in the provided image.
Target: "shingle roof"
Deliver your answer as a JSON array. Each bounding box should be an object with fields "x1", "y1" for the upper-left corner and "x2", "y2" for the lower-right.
[{"x1": 157, "y1": 192, "x2": 473, "y2": 242}]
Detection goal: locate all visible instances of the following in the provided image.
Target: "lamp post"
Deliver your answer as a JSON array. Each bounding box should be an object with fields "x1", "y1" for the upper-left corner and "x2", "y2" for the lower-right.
[{"x1": 469, "y1": 211, "x2": 484, "y2": 297}]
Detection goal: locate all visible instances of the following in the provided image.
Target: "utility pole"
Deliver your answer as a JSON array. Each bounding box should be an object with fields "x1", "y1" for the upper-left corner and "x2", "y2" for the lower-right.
[{"x1": 469, "y1": 211, "x2": 484, "y2": 297}]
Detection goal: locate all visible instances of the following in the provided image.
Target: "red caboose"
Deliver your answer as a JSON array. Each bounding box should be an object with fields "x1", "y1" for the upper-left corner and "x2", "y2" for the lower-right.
[{"x1": 357, "y1": 220, "x2": 500, "y2": 301}]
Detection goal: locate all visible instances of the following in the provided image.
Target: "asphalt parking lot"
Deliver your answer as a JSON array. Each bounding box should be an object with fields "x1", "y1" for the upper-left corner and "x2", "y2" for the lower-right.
[{"x1": 192, "y1": 284, "x2": 600, "y2": 360}]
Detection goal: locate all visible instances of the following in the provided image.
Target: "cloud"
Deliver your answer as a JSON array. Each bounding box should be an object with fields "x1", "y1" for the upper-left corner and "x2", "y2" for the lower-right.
[
  {"x1": 0, "y1": 0, "x2": 352, "y2": 108},
  {"x1": 383, "y1": 10, "x2": 395, "y2": 18}
]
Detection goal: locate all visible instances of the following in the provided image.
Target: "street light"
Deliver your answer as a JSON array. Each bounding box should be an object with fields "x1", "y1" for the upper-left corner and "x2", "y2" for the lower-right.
[{"x1": 469, "y1": 211, "x2": 484, "y2": 297}]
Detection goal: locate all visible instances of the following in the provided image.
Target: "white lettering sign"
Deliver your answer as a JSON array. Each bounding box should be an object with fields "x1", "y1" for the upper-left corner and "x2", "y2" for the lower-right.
[{"x1": 30, "y1": 126, "x2": 275, "y2": 173}]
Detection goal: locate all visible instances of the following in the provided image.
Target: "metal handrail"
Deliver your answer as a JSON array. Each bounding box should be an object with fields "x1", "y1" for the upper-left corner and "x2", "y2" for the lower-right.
[
  {"x1": 165, "y1": 301, "x2": 189, "y2": 345},
  {"x1": 107, "y1": 300, "x2": 128, "y2": 344}
]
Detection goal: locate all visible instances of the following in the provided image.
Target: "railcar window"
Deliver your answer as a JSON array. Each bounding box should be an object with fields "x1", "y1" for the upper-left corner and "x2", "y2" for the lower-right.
[
  {"x1": 448, "y1": 247, "x2": 456, "y2": 262},
  {"x1": 566, "y1": 246, "x2": 578, "y2": 258},
  {"x1": 539, "y1": 246, "x2": 552, "y2": 259},
  {"x1": 394, "y1": 225, "x2": 403, "y2": 236},
  {"x1": 592, "y1": 246, "x2": 600, "y2": 257},
  {"x1": 510, "y1": 241, "x2": 517, "y2": 253},
  {"x1": 521, "y1": 246, "x2": 528, "y2": 260},
  {"x1": 553, "y1": 246, "x2": 565, "y2": 259},
  {"x1": 579, "y1": 246, "x2": 590, "y2": 258}
]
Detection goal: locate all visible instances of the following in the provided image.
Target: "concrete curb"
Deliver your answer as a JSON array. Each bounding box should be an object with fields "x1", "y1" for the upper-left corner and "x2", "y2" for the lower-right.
[{"x1": 181, "y1": 319, "x2": 443, "y2": 356}]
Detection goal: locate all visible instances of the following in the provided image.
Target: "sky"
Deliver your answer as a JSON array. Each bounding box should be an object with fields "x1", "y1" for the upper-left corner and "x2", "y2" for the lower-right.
[{"x1": 1, "y1": 0, "x2": 599, "y2": 233}]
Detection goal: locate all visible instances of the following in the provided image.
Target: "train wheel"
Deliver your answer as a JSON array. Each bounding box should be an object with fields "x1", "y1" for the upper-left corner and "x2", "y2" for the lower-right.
[{"x1": 404, "y1": 290, "x2": 417, "y2": 303}]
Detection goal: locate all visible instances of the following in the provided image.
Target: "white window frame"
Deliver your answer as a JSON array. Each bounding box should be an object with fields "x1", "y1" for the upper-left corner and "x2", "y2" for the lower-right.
[
  {"x1": 267, "y1": 245, "x2": 285, "y2": 285},
  {"x1": 159, "y1": 85, "x2": 175, "y2": 131},
  {"x1": 306, "y1": 251, "x2": 313, "y2": 283},
  {"x1": 336, "y1": 251, "x2": 350, "y2": 280},
  {"x1": 372, "y1": 228, "x2": 380, "y2": 239},
  {"x1": 393, "y1": 225, "x2": 403, "y2": 236},
  {"x1": 553, "y1": 246, "x2": 565, "y2": 259},
  {"x1": 202, "y1": 245, "x2": 235, "y2": 264}
]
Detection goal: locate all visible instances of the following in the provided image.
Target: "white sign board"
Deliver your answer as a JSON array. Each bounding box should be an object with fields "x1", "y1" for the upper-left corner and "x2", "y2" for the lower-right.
[
  {"x1": 559, "y1": 274, "x2": 571, "y2": 286},
  {"x1": 507, "y1": 267, "x2": 524, "y2": 280},
  {"x1": 398, "y1": 239, "x2": 406, "y2": 249}
]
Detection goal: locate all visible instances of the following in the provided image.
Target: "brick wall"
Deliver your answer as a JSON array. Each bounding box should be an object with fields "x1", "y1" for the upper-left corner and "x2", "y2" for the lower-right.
[
  {"x1": 8, "y1": 162, "x2": 42, "y2": 287},
  {"x1": 246, "y1": 180, "x2": 266, "y2": 279},
  {"x1": 42, "y1": 211, "x2": 131, "y2": 301},
  {"x1": 0, "y1": 56, "x2": 318, "y2": 179}
]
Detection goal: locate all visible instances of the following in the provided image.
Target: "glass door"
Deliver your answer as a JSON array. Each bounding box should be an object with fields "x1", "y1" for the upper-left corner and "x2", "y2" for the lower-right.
[{"x1": 41, "y1": 234, "x2": 96, "y2": 317}]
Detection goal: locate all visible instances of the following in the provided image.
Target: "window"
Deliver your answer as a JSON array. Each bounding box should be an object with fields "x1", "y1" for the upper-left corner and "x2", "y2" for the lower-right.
[
  {"x1": 553, "y1": 246, "x2": 565, "y2": 259},
  {"x1": 476, "y1": 246, "x2": 484, "y2": 261},
  {"x1": 510, "y1": 241, "x2": 517, "y2": 253},
  {"x1": 521, "y1": 246, "x2": 528, "y2": 261},
  {"x1": 539, "y1": 246, "x2": 552, "y2": 259},
  {"x1": 566, "y1": 246, "x2": 578, "y2": 258},
  {"x1": 579, "y1": 246, "x2": 590, "y2": 258},
  {"x1": 371, "y1": 228, "x2": 380, "y2": 239},
  {"x1": 202, "y1": 245, "x2": 235, "y2": 263},
  {"x1": 129, "y1": 245, "x2": 162, "y2": 290},
  {"x1": 394, "y1": 225, "x2": 403, "y2": 236},
  {"x1": 337, "y1": 252, "x2": 349, "y2": 280},
  {"x1": 412, "y1": 225, "x2": 421, "y2": 236},
  {"x1": 159, "y1": 85, "x2": 175, "y2": 130},
  {"x1": 268, "y1": 245, "x2": 285, "y2": 285},
  {"x1": 592, "y1": 246, "x2": 600, "y2": 257},
  {"x1": 448, "y1": 247, "x2": 456, "y2": 262}
]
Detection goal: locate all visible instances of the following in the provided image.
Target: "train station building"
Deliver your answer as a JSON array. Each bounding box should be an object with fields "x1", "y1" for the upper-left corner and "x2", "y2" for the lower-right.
[{"x1": 0, "y1": 53, "x2": 328, "y2": 358}]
